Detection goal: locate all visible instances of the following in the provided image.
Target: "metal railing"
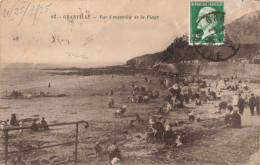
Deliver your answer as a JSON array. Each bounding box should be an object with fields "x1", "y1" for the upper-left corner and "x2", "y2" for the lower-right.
[{"x1": 1, "y1": 120, "x2": 89, "y2": 165}]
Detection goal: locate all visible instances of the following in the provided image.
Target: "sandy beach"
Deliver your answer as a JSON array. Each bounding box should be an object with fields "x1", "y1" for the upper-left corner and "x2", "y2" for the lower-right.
[{"x1": 0, "y1": 63, "x2": 259, "y2": 165}]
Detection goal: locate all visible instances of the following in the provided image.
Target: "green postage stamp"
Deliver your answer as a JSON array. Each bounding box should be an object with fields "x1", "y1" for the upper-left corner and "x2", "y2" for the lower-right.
[{"x1": 190, "y1": 1, "x2": 225, "y2": 45}]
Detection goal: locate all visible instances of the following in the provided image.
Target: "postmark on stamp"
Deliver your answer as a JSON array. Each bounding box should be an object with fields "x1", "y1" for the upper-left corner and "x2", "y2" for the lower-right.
[
  {"x1": 193, "y1": 42, "x2": 240, "y2": 62},
  {"x1": 190, "y1": 1, "x2": 225, "y2": 45}
]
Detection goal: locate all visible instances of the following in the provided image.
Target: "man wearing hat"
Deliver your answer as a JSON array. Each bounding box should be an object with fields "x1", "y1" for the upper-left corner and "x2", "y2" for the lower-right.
[
  {"x1": 238, "y1": 95, "x2": 246, "y2": 115},
  {"x1": 249, "y1": 94, "x2": 256, "y2": 116}
]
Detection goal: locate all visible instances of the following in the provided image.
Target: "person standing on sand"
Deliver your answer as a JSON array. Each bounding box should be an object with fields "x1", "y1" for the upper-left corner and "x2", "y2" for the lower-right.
[
  {"x1": 256, "y1": 94, "x2": 260, "y2": 116},
  {"x1": 95, "y1": 142, "x2": 102, "y2": 161},
  {"x1": 238, "y1": 96, "x2": 246, "y2": 115},
  {"x1": 164, "y1": 124, "x2": 173, "y2": 145},
  {"x1": 233, "y1": 93, "x2": 239, "y2": 107},
  {"x1": 249, "y1": 94, "x2": 256, "y2": 116}
]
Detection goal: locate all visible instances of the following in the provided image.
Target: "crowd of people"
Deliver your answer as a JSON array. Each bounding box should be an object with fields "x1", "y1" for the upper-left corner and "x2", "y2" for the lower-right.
[
  {"x1": 31, "y1": 117, "x2": 49, "y2": 131},
  {"x1": 2, "y1": 74, "x2": 259, "y2": 165},
  {"x1": 102, "y1": 74, "x2": 260, "y2": 164},
  {"x1": 212, "y1": 76, "x2": 260, "y2": 128},
  {"x1": 0, "y1": 114, "x2": 49, "y2": 137}
]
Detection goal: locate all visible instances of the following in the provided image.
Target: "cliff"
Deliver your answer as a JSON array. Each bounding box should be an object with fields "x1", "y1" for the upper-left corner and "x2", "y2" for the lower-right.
[{"x1": 126, "y1": 11, "x2": 260, "y2": 67}]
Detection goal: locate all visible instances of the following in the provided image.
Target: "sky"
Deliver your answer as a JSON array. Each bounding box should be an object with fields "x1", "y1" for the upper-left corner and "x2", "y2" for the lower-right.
[{"x1": 0, "y1": 0, "x2": 259, "y2": 64}]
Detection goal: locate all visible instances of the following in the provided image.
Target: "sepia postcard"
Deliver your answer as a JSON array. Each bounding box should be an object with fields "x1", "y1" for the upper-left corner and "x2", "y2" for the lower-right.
[{"x1": 0, "y1": 0, "x2": 259, "y2": 164}]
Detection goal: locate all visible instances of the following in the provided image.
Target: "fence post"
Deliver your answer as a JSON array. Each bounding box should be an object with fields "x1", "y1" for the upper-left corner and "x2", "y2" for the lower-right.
[
  {"x1": 74, "y1": 123, "x2": 79, "y2": 165},
  {"x1": 4, "y1": 130, "x2": 9, "y2": 165}
]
